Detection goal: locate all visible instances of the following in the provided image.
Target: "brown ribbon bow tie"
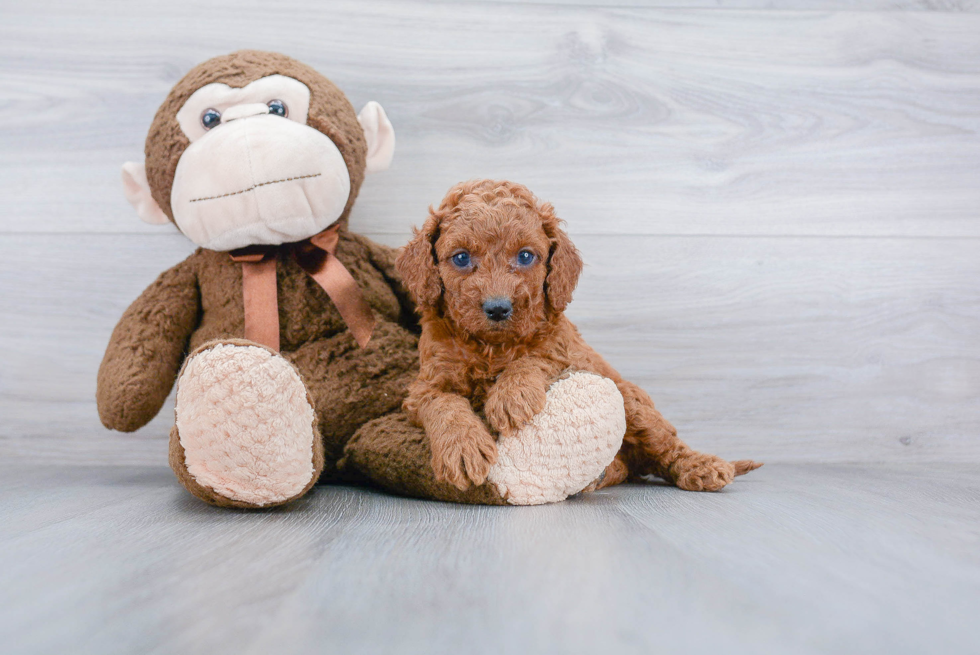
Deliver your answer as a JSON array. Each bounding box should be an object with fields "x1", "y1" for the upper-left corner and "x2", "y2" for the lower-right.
[{"x1": 229, "y1": 224, "x2": 375, "y2": 351}]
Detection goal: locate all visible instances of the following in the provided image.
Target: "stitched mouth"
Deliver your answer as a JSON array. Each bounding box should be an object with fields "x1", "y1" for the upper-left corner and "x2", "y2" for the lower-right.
[{"x1": 189, "y1": 173, "x2": 322, "y2": 203}]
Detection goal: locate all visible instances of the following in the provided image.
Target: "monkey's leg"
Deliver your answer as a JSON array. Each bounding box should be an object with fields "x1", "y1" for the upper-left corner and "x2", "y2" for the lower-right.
[
  {"x1": 170, "y1": 339, "x2": 324, "y2": 508},
  {"x1": 339, "y1": 413, "x2": 508, "y2": 505},
  {"x1": 283, "y1": 320, "x2": 420, "y2": 480},
  {"x1": 170, "y1": 321, "x2": 418, "y2": 507},
  {"x1": 605, "y1": 380, "x2": 762, "y2": 492},
  {"x1": 342, "y1": 370, "x2": 626, "y2": 505}
]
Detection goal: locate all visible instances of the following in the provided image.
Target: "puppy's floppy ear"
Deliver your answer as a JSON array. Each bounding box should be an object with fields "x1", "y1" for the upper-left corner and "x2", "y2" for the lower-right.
[
  {"x1": 540, "y1": 202, "x2": 583, "y2": 313},
  {"x1": 396, "y1": 210, "x2": 443, "y2": 307}
]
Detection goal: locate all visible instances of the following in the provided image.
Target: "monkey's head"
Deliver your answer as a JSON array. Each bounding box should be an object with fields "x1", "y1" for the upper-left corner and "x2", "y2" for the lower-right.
[{"x1": 122, "y1": 50, "x2": 394, "y2": 251}]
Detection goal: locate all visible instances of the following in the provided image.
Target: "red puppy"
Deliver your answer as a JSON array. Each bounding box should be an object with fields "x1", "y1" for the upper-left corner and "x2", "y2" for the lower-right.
[{"x1": 396, "y1": 180, "x2": 760, "y2": 492}]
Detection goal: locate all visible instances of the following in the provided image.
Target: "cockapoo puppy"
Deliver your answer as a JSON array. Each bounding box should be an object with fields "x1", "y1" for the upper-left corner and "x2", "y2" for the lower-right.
[{"x1": 396, "y1": 179, "x2": 760, "y2": 492}]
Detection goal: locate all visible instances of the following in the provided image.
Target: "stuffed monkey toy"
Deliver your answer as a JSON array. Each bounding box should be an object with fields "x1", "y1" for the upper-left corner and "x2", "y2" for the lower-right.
[
  {"x1": 99, "y1": 50, "x2": 421, "y2": 507},
  {"x1": 100, "y1": 50, "x2": 625, "y2": 507}
]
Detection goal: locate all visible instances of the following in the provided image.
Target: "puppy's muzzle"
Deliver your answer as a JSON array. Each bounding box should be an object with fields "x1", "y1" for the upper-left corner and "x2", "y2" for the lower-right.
[{"x1": 483, "y1": 297, "x2": 513, "y2": 322}]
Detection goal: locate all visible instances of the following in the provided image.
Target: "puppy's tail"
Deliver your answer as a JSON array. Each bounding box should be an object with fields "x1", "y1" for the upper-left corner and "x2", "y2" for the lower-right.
[{"x1": 732, "y1": 460, "x2": 763, "y2": 476}]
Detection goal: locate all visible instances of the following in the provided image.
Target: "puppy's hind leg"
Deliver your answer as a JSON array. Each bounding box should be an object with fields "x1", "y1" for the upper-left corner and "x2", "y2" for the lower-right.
[{"x1": 616, "y1": 381, "x2": 761, "y2": 492}]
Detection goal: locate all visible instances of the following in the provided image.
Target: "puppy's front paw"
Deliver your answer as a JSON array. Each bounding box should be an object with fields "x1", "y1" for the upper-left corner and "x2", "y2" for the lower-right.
[
  {"x1": 670, "y1": 453, "x2": 736, "y2": 492},
  {"x1": 430, "y1": 421, "x2": 498, "y2": 491},
  {"x1": 485, "y1": 380, "x2": 547, "y2": 435}
]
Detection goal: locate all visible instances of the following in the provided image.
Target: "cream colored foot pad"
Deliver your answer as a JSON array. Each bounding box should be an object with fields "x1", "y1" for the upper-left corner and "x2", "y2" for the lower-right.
[
  {"x1": 175, "y1": 343, "x2": 316, "y2": 506},
  {"x1": 487, "y1": 372, "x2": 626, "y2": 505}
]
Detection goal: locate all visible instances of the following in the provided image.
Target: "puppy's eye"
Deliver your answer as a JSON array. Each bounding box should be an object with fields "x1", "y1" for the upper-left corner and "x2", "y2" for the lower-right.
[
  {"x1": 267, "y1": 99, "x2": 287, "y2": 117},
  {"x1": 516, "y1": 249, "x2": 536, "y2": 267},
  {"x1": 201, "y1": 108, "x2": 222, "y2": 130},
  {"x1": 451, "y1": 251, "x2": 471, "y2": 269}
]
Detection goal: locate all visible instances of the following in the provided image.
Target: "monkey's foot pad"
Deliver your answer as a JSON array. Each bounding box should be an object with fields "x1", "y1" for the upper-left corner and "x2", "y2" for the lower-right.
[
  {"x1": 487, "y1": 372, "x2": 626, "y2": 505},
  {"x1": 175, "y1": 342, "x2": 317, "y2": 507}
]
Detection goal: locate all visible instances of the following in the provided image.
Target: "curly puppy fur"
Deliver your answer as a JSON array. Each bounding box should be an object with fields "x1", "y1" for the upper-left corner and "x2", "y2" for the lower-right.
[{"x1": 395, "y1": 179, "x2": 761, "y2": 492}]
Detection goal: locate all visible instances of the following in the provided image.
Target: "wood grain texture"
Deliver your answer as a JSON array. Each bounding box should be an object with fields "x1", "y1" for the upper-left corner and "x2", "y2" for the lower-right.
[
  {"x1": 1, "y1": 463, "x2": 978, "y2": 654},
  {"x1": 1, "y1": 3, "x2": 980, "y2": 237},
  {"x1": 3, "y1": 233, "x2": 977, "y2": 464},
  {"x1": 462, "y1": 1, "x2": 980, "y2": 9},
  {"x1": 0, "y1": 2, "x2": 978, "y2": 465}
]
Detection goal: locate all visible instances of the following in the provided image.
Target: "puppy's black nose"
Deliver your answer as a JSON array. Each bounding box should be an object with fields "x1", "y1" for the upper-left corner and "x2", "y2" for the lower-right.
[{"x1": 483, "y1": 297, "x2": 513, "y2": 322}]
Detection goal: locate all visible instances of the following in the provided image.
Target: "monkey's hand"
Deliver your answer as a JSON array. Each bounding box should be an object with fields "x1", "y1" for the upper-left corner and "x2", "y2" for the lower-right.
[{"x1": 97, "y1": 257, "x2": 200, "y2": 432}]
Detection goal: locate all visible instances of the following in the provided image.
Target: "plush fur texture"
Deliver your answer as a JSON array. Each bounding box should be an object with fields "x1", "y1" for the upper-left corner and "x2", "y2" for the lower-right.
[{"x1": 395, "y1": 180, "x2": 762, "y2": 493}]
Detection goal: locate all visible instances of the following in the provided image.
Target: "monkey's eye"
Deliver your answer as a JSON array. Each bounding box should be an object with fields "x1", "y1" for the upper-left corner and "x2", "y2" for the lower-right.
[
  {"x1": 267, "y1": 99, "x2": 287, "y2": 117},
  {"x1": 451, "y1": 251, "x2": 472, "y2": 269},
  {"x1": 516, "y1": 249, "x2": 536, "y2": 267},
  {"x1": 201, "y1": 108, "x2": 221, "y2": 130}
]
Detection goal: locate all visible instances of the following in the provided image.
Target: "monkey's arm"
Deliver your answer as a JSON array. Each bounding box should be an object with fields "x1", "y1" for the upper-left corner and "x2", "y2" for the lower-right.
[
  {"x1": 360, "y1": 235, "x2": 420, "y2": 333},
  {"x1": 97, "y1": 256, "x2": 200, "y2": 432}
]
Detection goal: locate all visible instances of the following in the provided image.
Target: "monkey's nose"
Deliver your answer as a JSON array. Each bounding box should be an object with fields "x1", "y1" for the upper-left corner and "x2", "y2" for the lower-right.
[{"x1": 483, "y1": 297, "x2": 513, "y2": 322}]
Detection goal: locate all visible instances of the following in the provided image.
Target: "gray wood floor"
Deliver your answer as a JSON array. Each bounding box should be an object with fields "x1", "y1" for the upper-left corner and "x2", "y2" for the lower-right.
[
  {"x1": 2, "y1": 1, "x2": 979, "y2": 653},
  {"x1": 1, "y1": 463, "x2": 978, "y2": 655}
]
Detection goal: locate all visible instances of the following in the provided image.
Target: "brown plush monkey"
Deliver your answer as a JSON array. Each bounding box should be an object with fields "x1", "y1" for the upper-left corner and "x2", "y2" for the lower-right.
[
  {"x1": 101, "y1": 51, "x2": 628, "y2": 508},
  {"x1": 98, "y1": 51, "x2": 425, "y2": 507}
]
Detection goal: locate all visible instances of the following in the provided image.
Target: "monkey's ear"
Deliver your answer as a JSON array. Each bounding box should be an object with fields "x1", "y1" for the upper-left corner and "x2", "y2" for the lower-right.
[
  {"x1": 395, "y1": 212, "x2": 443, "y2": 308},
  {"x1": 121, "y1": 162, "x2": 170, "y2": 225},
  {"x1": 357, "y1": 101, "x2": 395, "y2": 174}
]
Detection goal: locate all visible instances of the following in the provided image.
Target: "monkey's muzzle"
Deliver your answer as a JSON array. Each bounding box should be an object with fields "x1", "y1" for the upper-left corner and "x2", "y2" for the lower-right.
[{"x1": 170, "y1": 114, "x2": 351, "y2": 251}]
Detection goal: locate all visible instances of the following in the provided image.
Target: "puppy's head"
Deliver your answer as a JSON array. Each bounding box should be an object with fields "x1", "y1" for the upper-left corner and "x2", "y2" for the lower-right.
[{"x1": 396, "y1": 179, "x2": 583, "y2": 342}]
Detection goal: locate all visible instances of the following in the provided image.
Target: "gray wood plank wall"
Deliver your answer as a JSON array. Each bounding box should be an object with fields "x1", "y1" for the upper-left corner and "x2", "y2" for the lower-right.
[{"x1": 1, "y1": 0, "x2": 978, "y2": 464}]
